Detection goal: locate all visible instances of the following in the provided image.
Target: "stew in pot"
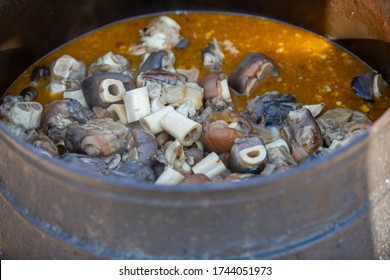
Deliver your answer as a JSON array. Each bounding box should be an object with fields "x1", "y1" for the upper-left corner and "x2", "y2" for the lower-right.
[{"x1": 0, "y1": 13, "x2": 388, "y2": 184}]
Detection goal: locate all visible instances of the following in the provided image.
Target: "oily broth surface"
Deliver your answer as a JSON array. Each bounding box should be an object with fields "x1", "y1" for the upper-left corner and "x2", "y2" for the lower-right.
[{"x1": 6, "y1": 12, "x2": 389, "y2": 120}]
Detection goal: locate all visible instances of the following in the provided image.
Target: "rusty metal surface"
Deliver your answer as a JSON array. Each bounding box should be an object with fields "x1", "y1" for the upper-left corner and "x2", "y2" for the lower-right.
[{"x1": 0, "y1": 0, "x2": 389, "y2": 259}]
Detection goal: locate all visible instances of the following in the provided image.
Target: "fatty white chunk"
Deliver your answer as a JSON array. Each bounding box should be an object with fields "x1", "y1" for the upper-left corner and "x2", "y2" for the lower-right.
[
  {"x1": 161, "y1": 85, "x2": 203, "y2": 110},
  {"x1": 192, "y1": 152, "x2": 227, "y2": 179},
  {"x1": 218, "y1": 78, "x2": 232, "y2": 102},
  {"x1": 140, "y1": 105, "x2": 174, "y2": 134},
  {"x1": 8, "y1": 102, "x2": 43, "y2": 130},
  {"x1": 238, "y1": 145, "x2": 267, "y2": 166},
  {"x1": 303, "y1": 103, "x2": 325, "y2": 118},
  {"x1": 123, "y1": 86, "x2": 151, "y2": 123},
  {"x1": 265, "y1": 139, "x2": 290, "y2": 152},
  {"x1": 106, "y1": 104, "x2": 128, "y2": 124},
  {"x1": 99, "y1": 78, "x2": 126, "y2": 103},
  {"x1": 51, "y1": 54, "x2": 85, "y2": 80},
  {"x1": 176, "y1": 100, "x2": 196, "y2": 118},
  {"x1": 155, "y1": 166, "x2": 185, "y2": 185},
  {"x1": 160, "y1": 110, "x2": 202, "y2": 146}
]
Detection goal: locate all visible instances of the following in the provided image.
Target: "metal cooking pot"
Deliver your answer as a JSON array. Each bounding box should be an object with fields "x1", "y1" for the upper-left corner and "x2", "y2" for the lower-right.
[{"x1": 0, "y1": 0, "x2": 389, "y2": 259}]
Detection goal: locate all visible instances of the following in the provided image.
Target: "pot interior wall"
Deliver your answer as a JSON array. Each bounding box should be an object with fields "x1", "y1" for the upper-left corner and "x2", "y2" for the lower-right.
[{"x1": 0, "y1": 0, "x2": 389, "y2": 96}]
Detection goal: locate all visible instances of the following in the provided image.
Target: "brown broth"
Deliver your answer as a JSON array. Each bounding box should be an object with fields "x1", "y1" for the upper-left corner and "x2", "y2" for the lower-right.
[{"x1": 5, "y1": 12, "x2": 390, "y2": 120}]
